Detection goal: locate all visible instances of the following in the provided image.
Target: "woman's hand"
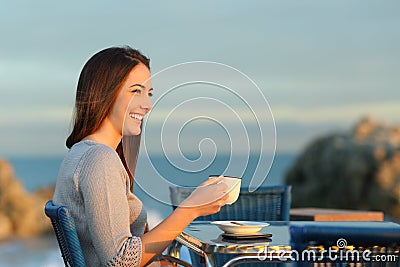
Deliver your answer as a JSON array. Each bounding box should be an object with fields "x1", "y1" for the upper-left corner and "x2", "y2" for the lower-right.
[
  {"x1": 178, "y1": 176, "x2": 229, "y2": 219},
  {"x1": 140, "y1": 176, "x2": 228, "y2": 265}
]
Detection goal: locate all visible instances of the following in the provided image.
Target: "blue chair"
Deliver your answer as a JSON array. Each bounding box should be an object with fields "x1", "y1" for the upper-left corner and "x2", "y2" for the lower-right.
[
  {"x1": 169, "y1": 185, "x2": 292, "y2": 266},
  {"x1": 44, "y1": 200, "x2": 86, "y2": 267},
  {"x1": 170, "y1": 185, "x2": 291, "y2": 221},
  {"x1": 45, "y1": 200, "x2": 193, "y2": 267}
]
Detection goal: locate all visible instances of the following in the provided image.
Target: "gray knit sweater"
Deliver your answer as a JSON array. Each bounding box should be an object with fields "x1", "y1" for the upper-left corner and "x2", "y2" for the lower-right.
[{"x1": 53, "y1": 140, "x2": 146, "y2": 266}]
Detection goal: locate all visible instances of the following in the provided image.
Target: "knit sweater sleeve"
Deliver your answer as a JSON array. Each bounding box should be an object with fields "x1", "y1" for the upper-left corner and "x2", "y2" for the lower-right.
[{"x1": 78, "y1": 145, "x2": 142, "y2": 266}]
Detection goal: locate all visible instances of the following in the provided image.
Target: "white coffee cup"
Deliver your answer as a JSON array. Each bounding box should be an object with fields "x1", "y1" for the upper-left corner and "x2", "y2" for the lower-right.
[{"x1": 209, "y1": 175, "x2": 241, "y2": 205}]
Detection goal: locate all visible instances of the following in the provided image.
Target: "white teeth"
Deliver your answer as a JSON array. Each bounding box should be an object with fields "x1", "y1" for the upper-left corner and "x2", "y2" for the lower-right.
[{"x1": 130, "y1": 113, "x2": 143, "y2": 121}]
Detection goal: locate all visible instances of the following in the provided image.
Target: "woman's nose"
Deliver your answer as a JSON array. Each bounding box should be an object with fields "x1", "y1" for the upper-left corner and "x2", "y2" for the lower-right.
[{"x1": 140, "y1": 95, "x2": 152, "y2": 112}]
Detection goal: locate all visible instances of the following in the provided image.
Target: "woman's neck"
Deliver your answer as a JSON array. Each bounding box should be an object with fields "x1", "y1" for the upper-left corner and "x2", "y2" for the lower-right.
[{"x1": 83, "y1": 119, "x2": 121, "y2": 150}]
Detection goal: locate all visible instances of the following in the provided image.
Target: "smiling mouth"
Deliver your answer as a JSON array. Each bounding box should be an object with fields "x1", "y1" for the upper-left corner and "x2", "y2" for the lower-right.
[{"x1": 129, "y1": 113, "x2": 144, "y2": 121}]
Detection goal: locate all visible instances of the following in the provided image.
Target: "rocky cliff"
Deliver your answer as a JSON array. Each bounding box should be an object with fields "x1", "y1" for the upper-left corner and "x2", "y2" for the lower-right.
[
  {"x1": 0, "y1": 159, "x2": 54, "y2": 241},
  {"x1": 285, "y1": 117, "x2": 400, "y2": 220}
]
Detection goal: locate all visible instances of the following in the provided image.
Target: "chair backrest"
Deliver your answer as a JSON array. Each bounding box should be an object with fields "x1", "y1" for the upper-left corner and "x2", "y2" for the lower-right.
[
  {"x1": 169, "y1": 185, "x2": 292, "y2": 221},
  {"x1": 44, "y1": 200, "x2": 86, "y2": 267}
]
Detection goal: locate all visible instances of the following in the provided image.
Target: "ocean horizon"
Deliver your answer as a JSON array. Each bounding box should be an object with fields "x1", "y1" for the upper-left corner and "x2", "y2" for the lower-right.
[{"x1": 7, "y1": 153, "x2": 297, "y2": 192}]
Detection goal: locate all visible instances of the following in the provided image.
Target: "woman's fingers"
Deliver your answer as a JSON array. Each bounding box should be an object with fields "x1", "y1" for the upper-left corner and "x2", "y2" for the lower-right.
[
  {"x1": 214, "y1": 195, "x2": 229, "y2": 212},
  {"x1": 200, "y1": 175, "x2": 224, "y2": 186},
  {"x1": 217, "y1": 192, "x2": 229, "y2": 203},
  {"x1": 178, "y1": 175, "x2": 230, "y2": 217}
]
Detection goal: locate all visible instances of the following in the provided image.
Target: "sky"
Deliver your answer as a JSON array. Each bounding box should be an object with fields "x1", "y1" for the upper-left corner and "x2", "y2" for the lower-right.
[{"x1": 1, "y1": 0, "x2": 400, "y2": 157}]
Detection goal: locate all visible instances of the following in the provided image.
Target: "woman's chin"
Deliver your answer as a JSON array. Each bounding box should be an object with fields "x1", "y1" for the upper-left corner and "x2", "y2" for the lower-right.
[{"x1": 122, "y1": 128, "x2": 141, "y2": 136}]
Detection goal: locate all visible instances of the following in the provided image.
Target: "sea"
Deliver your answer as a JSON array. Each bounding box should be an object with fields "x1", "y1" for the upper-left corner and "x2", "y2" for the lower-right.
[{"x1": 0, "y1": 153, "x2": 297, "y2": 267}]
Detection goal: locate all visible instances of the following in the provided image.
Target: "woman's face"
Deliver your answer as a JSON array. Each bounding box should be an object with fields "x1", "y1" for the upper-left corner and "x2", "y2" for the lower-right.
[{"x1": 109, "y1": 62, "x2": 153, "y2": 136}]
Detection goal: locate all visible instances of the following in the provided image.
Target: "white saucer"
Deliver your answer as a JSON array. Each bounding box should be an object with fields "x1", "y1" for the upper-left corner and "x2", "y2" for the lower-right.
[{"x1": 211, "y1": 221, "x2": 270, "y2": 235}]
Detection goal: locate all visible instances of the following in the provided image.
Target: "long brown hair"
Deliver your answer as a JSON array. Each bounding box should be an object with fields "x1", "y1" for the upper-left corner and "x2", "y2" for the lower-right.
[{"x1": 66, "y1": 46, "x2": 150, "y2": 188}]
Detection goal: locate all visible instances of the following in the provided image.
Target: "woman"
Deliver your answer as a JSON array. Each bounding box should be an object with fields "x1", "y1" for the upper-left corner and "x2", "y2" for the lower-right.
[{"x1": 53, "y1": 46, "x2": 228, "y2": 266}]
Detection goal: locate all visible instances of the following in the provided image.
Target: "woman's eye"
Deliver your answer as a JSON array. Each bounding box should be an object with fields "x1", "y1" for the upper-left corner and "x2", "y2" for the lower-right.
[
  {"x1": 132, "y1": 89, "x2": 141, "y2": 94},
  {"x1": 148, "y1": 92, "x2": 153, "y2": 97}
]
